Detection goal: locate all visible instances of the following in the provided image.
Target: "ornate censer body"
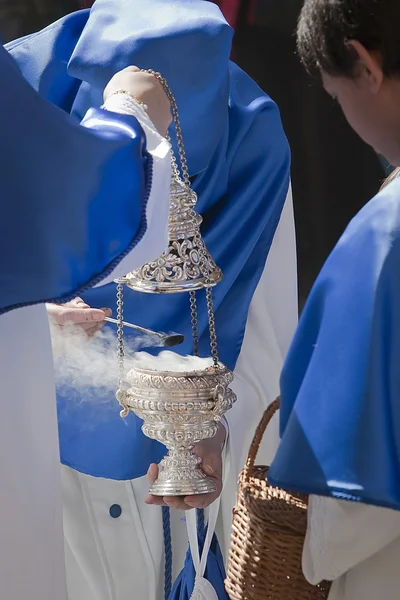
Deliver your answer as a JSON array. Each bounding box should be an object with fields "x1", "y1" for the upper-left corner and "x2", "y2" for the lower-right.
[
  {"x1": 117, "y1": 362, "x2": 236, "y2": 495},
  {"x1": 115, "y1": 70, "x2": 235, "y2": 496}
]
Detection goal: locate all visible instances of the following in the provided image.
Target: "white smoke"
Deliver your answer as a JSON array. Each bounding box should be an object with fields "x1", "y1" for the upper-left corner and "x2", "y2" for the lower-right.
[
  {"x1": 49, "y1": 322, "x2": 212, "y2": 405},
  {"x1": 132, "y1": 351, "x2": 213, "y2": 373},
  {"x1": 50, "y1": 321, "x2": 160, "y2": 402}
]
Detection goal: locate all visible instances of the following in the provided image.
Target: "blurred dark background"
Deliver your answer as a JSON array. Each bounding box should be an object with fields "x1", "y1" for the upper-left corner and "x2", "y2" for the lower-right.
[
  {"x1": 0, "y1": 0, "x2": 79, "y2": 41},
  {"x1": 0, "y1": 0, "x2": 385, "y2": 308}
]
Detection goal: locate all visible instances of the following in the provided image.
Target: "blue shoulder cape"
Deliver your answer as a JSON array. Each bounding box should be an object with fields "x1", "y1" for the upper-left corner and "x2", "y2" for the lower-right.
[
  {"x1": 7, "y1": 0, "x2": 290, "y2": 480},
  {"x1": 0, "y1": 41, "x2": 151, "y2": 314},
  {"x1": 269, "y1": 177, "x2": 400, "y2": 511}
]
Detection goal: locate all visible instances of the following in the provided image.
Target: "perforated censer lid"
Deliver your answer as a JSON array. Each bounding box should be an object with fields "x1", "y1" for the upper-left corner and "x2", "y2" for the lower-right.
[{"x1": 119, "y1": 178, "x2": 222, "y2": 294}]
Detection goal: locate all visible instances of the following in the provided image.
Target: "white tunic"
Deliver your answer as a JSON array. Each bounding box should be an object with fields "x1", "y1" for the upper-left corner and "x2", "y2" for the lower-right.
[
  {"x1": 304, "y1": 495, "x2": 400, "y2": 600},
  {"x1": 61, "y1": 188, "x2": 298, "y2": 599},
  {"x1": 0, "y1": 116, "x2": 170, "y2": 600}
]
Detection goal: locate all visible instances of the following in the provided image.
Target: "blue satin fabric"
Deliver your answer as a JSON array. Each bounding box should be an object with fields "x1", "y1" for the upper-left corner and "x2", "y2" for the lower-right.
[
  {"x1": 269, "y1": 177, "x2": 400, "y2": 510},
  {"x1": 8, "y1": 0, "x2": 290, "y2": 480},
  {"x1": 168, "y1": 530, "x2": 229, "y2": 600},
  {"x1": 0, "y1": 42, "x2": 149, "y2": 315}
]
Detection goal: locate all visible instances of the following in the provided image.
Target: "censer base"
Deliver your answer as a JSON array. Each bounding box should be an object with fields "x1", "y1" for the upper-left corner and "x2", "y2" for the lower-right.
[
  {"x1": 149, "y1": 477, "x2": 216, "y2": 497},
  {"x1": 149, "y1": 452, "x2": 217, "y2": 497}
]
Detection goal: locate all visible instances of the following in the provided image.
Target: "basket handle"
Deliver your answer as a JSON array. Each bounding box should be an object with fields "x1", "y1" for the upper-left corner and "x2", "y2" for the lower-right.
[{"x1": 243, "y1": 397, "x2": 280, "y2": 481}]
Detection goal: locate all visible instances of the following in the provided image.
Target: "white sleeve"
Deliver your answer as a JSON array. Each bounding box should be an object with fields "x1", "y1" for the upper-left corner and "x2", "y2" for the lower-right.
[
  {"x1": 218, "y1": 186, "x2": 298, "y2": 558},
  {"x1": 93, "y1": 96, "x2": 171, "y2": 286},
  {"x1": 228, "y1": 184, "x2": 298, "y2": 466},
  {"x1": 303, "y1": 495, "x2": 400, "y2": 584}
]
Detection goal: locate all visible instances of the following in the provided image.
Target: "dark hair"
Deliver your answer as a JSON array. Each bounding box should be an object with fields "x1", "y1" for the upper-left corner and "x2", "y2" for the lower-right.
[{"x1": 297, "y1": 0, "x2": 400, "y2": 78}]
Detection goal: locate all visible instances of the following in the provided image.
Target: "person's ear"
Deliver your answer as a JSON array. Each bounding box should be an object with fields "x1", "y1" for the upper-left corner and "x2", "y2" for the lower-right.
[{"x1": 347, "y1": 40, "x2": 384, "y2": 94}]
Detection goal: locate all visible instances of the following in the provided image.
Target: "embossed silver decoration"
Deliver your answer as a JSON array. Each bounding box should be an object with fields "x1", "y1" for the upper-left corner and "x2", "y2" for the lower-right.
[
  {"x1": 114, "y1": 70, "x2": 235, "y2": 496},
  {"x1": 116, "y1": 363, "x2": 236, "y2": 496},
  {"x1": 120, "y1": 179, "x2": 222, "y2": 293}
]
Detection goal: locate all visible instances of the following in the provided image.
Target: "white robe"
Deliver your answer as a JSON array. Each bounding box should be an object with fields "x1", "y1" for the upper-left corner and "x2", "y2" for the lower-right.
[
  {"x1": 0, "y1": 122, "x2": 170, "y2": 600},
  {"x1": 304, "y1": 495, "x2": 400, "y2": 600},
  {"x1": 61, "y1": 188, "x2": 298, "y2": 600}
]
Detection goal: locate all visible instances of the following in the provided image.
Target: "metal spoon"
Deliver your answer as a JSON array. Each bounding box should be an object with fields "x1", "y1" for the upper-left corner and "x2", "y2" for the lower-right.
[{"x1": 104, "y1": 317, "x2": 184, "y2": 347}]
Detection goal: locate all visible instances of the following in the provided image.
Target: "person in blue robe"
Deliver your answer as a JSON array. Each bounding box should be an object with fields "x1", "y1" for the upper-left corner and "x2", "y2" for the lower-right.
[
  {"x1": 0, "y1": 43, "x2": 172, "y2": 600},
  {"x1": 266, "y1": 1, "x2": 400, "y2": 599},
  {"x1": 1, "y1": 55, "x2": 171, "y2": 315},
  {"x1": 6, "y1": 1, "x2": 298, "y2": 597}
]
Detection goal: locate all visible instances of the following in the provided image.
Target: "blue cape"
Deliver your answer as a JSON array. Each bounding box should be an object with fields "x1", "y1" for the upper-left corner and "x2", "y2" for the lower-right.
[
  {"x1": 0, "y1": 41, "x2": 151, "y2": 314},
  {"x1": 269, "y1": 177, "x2": 400, "y2": 511},
  {"x1": 8, "y1": 0, "x2": 290, "y2": 481}
]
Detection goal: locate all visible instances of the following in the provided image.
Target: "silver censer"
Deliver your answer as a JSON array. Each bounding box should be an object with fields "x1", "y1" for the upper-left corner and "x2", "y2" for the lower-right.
[{"x1": 114, "y1": 70, "x2": 236, "y2": 496}]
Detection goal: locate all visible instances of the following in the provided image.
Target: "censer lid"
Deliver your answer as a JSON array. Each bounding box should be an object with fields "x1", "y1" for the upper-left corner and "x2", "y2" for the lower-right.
[
  {"x1": 120, "y1": 252, "x2": 222, "y2": 293},
  {"x1": 120, "y1": 178, "x2": 222, "y2": 294}
]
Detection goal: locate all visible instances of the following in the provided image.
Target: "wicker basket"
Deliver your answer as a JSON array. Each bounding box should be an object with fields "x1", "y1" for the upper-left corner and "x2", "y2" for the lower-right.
[{"x1": 225, "y1": 398, "x2": 331, "y2": 600}]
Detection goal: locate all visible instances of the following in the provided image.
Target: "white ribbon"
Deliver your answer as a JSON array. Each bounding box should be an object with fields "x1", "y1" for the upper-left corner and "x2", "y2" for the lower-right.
[{"x1": 186, "y1": 497, "x2": 221, "y2": 600}]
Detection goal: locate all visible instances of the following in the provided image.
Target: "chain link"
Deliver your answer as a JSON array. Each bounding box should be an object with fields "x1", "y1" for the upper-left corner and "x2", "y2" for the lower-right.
[
  {"x1": 143, "y1": 69, "x2": 190, "y2": 188},
  {"x1": 143, "y1": 69, "x2": 219, "y2": 365},
  {"x1": 189, "y1": 290, "x2": 199, "y2": 356},
  {"x1": 206, "y1": 288, "x2": 219, "y2": 367},
  {"x1": 116, "y1": 282, "x2": 125, "y2": 385}
]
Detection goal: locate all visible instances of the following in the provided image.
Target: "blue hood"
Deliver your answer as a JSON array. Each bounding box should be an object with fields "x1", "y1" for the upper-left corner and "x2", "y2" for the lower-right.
[{"x1": 67, "y1": 0, "x2": 232, "y2": 175}]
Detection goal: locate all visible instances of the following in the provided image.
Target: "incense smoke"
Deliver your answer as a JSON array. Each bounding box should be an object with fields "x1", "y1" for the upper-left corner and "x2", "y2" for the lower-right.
[
  {"x1": 50, "y1": 321, "x2": 158, "y2": 404},
  {"x1": 133, "y1": 351, "x2": 213, "y2": 372},
  {"x1": 49, "y1": 321, "x2": 212, "y2": 408}
]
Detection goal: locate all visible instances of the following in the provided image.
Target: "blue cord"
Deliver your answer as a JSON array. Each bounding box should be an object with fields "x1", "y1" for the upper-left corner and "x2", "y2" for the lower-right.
[
  {"x1": 196, "y1": 508, "x2": 205, "y2": 536},
  {"x1": 162, "y1": 506, "x2": 172, "y2": 600},
  {"x1": 162, "y1": 507, "x2": 206, "y2": 599}
]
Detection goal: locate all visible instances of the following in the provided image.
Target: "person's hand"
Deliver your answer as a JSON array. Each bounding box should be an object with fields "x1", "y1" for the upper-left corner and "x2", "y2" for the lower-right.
[
  {"x1": 104, "y1": 66, "x2": 172, "y2": 136},
  {"x1": 145, "y1": 422, "x2": 226, "y2": 510},
  {"x1": 46, "y1": 297, "x2": 111, "y2": 336}
]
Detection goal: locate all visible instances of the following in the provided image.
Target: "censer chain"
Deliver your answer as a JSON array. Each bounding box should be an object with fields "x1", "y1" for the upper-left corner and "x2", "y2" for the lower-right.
[
  {"x1": 196, "y1": 226, "x2": 220, "y2": 367},
  {"x1": 143, "y1": 70, "x2": 190, "y2": 188},
  {"x1": 144, "y1": 70, "x2": 220, "y2": 366},
  {"x1": 189, "y1": 290, "x2": 200, "y2": 357},
  {"x1": 116, "y1": 282, "x2": 125, "y2": 385},
  {"x1": 206, "y1": 287, "x2": 219, "y2": 367}
]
